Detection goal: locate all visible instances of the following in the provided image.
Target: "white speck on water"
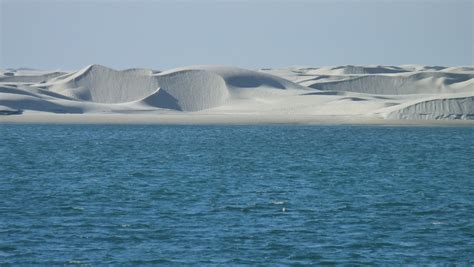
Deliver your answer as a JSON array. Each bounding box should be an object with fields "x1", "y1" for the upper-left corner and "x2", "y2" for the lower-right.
[{"x1": 272, "y1": 201, "x2": 285, "y2": 205}]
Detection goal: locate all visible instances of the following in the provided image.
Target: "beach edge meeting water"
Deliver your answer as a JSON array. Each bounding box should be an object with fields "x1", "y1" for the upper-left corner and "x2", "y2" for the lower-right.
[{"x1": 3, "y1": 113, "x2": 474, "y2": 126}]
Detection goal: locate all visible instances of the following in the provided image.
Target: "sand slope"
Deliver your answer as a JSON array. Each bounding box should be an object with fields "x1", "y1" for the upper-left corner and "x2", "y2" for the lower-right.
[
  {"x1": 46, "y1": 64, "x2": 160, "y2": 103},
  {"x1": 383, "y1": 95, "x2": 474, "y2": 120},
  {"x1": 1, "y1": 64, "x2": 473, "y2": 122},
  {"x1": 140, "y1": 69, "x2": 228, "y2": 111},
  {"x1": 306, "y1": 72, "x2": 474, "y2": 95}
]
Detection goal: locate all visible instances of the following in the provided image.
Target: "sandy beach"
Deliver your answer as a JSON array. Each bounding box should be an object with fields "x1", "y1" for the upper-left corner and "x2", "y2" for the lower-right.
[{"x1": 2, "y1": 112, "x2": 474, "y2": 126}]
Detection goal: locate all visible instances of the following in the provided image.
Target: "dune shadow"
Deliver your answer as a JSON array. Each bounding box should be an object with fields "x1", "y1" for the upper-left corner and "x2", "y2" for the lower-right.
[
  {"x1": 341, "y1": 97, "x2": 367, "y2": 101},
  {"x1": 0, "y1": 86, "x2": 37, "y2": 97},
  {"x1": 227, "y1": 76, "x2": 285, "y2": 89},
  {"x1": 302, "y1": 91, "x2": 343, "y2": 96},
  {"x1": 141, "y1": 88, "x2": 182, "y2": 111},
  {"x1": 0, "y1": 99, "x2": 83, "y2": 113},
  {"x1": 0, "y1": 109, "x2": 23, "y2": 115}
]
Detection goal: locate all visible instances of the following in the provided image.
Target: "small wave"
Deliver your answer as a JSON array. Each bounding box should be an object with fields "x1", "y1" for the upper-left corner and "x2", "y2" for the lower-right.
[
  {"x1": 0, "y1": 245, "x2": 17, "y2": 252},
  {"x1": 67, "y1": 260, "x2": 82, "y2": 264},
  {"x1": 272, "y1": 201, "x2": 285, "y2": 205}
]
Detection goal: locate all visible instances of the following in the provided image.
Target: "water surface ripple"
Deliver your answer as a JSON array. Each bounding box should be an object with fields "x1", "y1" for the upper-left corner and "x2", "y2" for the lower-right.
[{"x1": 1, "y1": 125, "x2": 473, "y2": 264}]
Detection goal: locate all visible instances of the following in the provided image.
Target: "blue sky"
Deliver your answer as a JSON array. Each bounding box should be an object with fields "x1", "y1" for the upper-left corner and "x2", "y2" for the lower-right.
[{"x1": 1, "y1": 0, "x2": 473, "y2": 70}]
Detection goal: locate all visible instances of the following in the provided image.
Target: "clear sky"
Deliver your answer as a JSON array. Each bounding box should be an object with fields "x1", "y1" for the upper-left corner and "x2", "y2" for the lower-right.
[{"x1": 1, "y1": 0, "x2": 473, "y2": 70}]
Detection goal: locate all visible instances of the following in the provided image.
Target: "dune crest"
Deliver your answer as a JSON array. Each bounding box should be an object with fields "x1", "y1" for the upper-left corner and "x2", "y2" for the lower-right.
[{"x1": 47, "y1": 64, "x2": 159, "y2": 103}]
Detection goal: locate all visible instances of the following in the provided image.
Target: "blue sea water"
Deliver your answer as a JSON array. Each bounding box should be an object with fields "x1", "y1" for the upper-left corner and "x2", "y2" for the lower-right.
[{"x1": 0, "y1": 124, "x2": 473, "y2": 265}]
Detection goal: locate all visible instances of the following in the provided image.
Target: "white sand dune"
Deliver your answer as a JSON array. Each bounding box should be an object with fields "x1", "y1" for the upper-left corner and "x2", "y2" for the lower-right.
[
  {"x1": 0, "y1": 69, "x2": 66, "y2": 83},
  {"x1": 295, "y1": 65, "x2": 411, "y2": 75},
  {"x1": 139, "y1": 69, "x2": 228, "y2": 111},
  {"x1": 305, "y1": 72, "x2": 474, "y2": 95},
  {"x1": 382, "y1": 94, "x2": 474, "y2": 120},
  {"x1": 45, "y1": 64, "x2": 160, "y2": 103},
  {"x1": 1, "y1": 64, "x2": 473, "y2": 124}
]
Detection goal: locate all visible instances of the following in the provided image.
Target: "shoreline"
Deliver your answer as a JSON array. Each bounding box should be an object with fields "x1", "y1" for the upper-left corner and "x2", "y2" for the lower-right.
[{"x1": 2, "y1": 113, "x2": 474, "y2": 127}]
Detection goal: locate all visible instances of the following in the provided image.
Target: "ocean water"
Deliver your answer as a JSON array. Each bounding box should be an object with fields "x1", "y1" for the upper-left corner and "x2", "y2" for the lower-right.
[{"x1": 1, "y1": 124, "x2": 473, "y2": 265}]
